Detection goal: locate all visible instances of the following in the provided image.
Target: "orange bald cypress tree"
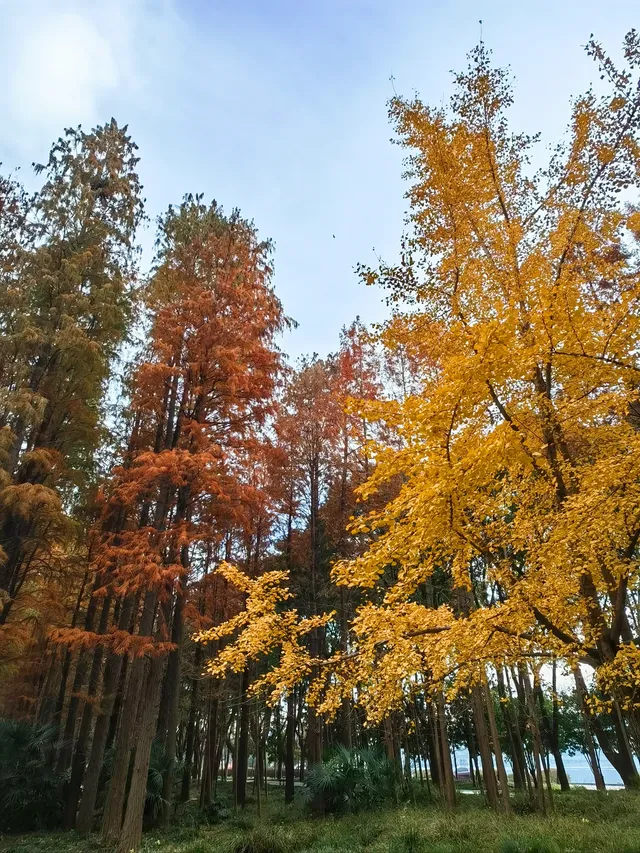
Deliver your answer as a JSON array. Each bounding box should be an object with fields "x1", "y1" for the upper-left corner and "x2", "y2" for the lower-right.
[{"x1": 55, "y1": 196, "x2": 287, "y2": 850}]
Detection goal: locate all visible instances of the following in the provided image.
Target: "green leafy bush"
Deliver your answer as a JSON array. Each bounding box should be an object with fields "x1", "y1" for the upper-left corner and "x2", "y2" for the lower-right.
[
  {"x1": 0, "y1": 718, "x2": 63, "y2": 832},
  {"x1": 99, "y1": 736, "x2": 180, "y2": 826},
  {"x1": 144, "y1": 738, "x2": 173, "y2": 823},
  {"x1": 305, "y1": 745, "x2": 396, "y2": 814}
]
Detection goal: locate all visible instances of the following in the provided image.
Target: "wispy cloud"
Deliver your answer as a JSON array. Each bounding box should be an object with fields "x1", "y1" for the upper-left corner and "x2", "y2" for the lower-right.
[
  {"x1": 0, "y1": 0, "x2": 181, "y2": 156},
  {"x1": 1, "y1": 0, "x2": 636, "y2": 359}
]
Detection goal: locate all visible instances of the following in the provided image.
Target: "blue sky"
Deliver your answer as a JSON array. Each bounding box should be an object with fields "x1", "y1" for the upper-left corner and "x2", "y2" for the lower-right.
[{"x1": 0, "y1": 0, "x2": 637, "y2": 359}]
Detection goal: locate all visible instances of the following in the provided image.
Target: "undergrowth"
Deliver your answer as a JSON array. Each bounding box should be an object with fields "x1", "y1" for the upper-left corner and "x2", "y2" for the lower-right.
[{"x1": 2, "y1": 787, "x2": 640, "y2": 853}]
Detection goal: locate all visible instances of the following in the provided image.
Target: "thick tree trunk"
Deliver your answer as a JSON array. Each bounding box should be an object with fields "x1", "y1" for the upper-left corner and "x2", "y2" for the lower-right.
[
  {"x1": 102, "y1": 591, "x2": 157, "y2": 842},
  {"x1": 116, "y1": 651, "x2": 165, "y2": 853},
  {"x1": 574, "y1": 667, "x2": 639, "y2": 787},
  {"x1": 76, "y1": 596, "x2": 136, "y2": 833}
]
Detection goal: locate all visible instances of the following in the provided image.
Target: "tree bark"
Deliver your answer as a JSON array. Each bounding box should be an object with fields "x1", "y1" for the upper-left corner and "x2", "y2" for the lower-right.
[
  {"x1": 55, "y1": 577, "x2": 102, "y2": 774},
  {"x1": 181, "y1": 641, "x2": 202, "y2": 802},
  {"x1": 435, "y1": 691, "x2": 456, "y2": 808},
  {"x1": 102, "y1": 590, "x2": 157, "y2": 842},
  {"x1": 484, "y1": 683, "x2": 511, "y2": 812},
  {"x1": 285, "y1": 689, "x2": 296, "y2": 804},
  {"x1": 116, "y1": 651, "x2": 165, "y2": 853},
  {"x1": 161, "y1": 589, "x2": 184, "y2": 823},
  {"x1": 63, "y1": 596, "x2": 113, "y2": 827},
  {"x1": 236, "y1": 667, "x2": 251, "y2": 808},
  {"x1": 76, "y1": 596, "x2": 136, "y2": 833},
  {"x1": 472, "y1": 686, "x2": 500, "y2": 809}
]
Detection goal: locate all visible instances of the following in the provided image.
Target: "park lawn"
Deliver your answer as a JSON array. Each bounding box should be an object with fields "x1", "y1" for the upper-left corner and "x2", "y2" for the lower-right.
[{"x1": 2, "y1": 787, "x2": 640, "y2": 853}]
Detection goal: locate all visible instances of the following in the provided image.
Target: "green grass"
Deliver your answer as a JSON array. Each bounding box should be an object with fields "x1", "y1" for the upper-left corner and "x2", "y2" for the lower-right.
[{"x1": 2, "y1": 787, "x2": 640, "y2": 853}]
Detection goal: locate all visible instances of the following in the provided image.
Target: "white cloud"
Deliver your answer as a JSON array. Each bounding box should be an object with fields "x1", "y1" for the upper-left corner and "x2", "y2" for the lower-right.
[
  {"x1": 10, "y1": 12, "x2": 118, "y2": 124},
  {"x1": 0, "y1": 0, "x2": 182, "y2": 157}
]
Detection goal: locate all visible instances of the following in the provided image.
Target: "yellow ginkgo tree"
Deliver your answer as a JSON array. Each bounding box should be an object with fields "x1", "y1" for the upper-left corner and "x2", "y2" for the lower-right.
[{"x1": 197, "y1": 31, "x2": 640, "y2": 789}]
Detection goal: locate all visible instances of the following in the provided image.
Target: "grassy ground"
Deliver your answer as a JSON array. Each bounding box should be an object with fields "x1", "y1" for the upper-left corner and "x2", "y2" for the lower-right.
[{"x1": 2, "y1": 786, "x2": 640, "y2": 853}]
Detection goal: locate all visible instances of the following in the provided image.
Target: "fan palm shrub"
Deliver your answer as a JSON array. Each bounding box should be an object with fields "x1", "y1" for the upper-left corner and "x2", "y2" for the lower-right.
[
  {"x1": 305, "y1": 745, "x2": 396, "y2": 814},
  {"x1": 0, "y1": 718, "x2": 63, "y2": 831}
]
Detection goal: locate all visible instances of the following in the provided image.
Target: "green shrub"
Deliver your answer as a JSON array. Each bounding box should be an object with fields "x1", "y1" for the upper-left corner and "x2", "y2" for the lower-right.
[
  {"x1": 196, "y1": 797, "x2": 232, "y2": 825},
  {"x1": 99, "y1": 736, "x2": 182, "y2": 827},
  {"x1": 510, "y1": 793, "x2": 542, "y2": 816},
  {"x1": 305, "y1": 745, "x2": 396, "y2": 814},
  {"x1": 144, "y1": 738, "x2": 173, "y2": 823},
  {"x1": 0, "y1": 718, "x2": 63, "y2": 832}
]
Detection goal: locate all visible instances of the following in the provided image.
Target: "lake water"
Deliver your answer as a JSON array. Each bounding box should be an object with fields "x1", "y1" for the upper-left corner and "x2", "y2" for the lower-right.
[{"x1": 449, "y1": 750, "x2": 626, "y2": 789}]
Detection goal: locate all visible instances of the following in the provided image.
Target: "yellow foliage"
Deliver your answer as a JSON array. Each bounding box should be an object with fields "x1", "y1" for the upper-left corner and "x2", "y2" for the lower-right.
[{"x1": 197, "y1": 32, "x2": 640, "y2": 724}]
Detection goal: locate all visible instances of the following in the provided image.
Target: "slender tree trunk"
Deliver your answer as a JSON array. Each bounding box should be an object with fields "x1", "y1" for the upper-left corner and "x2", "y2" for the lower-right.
[
  {"x1": 50, "y1": 569, "x2": 90, "y2": 739},
  {"x1": 484, "y1": 683, "x2": 511, "y2": 812},
  {"x1": 64, "y1": 596, "x2": 113, "y2": 828},
  {"x1": 255, "y1": 708, "x2": 262, "y2": 818},
  {"x1": 55, "y1": 578, "x2": 102, "y2": 773},
  {"x1": 161, "y1": 589, "x2": 184, "y2": 823},
  {"x1": 574, "y1": 667, "x2": 639, "y2": 787},
  {"x1": 472, "y1": 686, "x2": 500, "y2": 809},
  {"x1": 505, "y1": 667, "x2": 534, "y2": 800},
  {"x1": 214, "y1": 707, "x2": 231, "y2": 797},
  {"x1": 425, "y1": 701, "x2": 441, "y2": 788},
  {"x1": 307, "y1": 454, "x2": 324, "y2": 767},
  {"x1": 181, "y1": 640, "x2": 202, "y2": 802},
  {"x1": 435, "y1": 691, "x2": 456, "y2": 808},
  {"x1": 520, "y1": 666, "x2": 547, "y2": 813},
  {"x1": 237, "y1": 667, "x2": 250, "y2": 808},
  {"x1": 416, "y1": 747, "x2": 424, "y2": 787},
  {"x1": 338, "y1": 587, "x2": 352, "y2": 755},
  {"x1": 536, "y1": 668, "x2": 570, "y2": 791},
  {"x1": 496, "y1": 669, "x2": 526, "y2": 791},
  {"x1": 285, "y1": 689, "x2": 296, "y2": 804},
  {"x1": 199, "y1": 686, "x2": 214, "y2": 807},
  {"x1": 573, "y1": 668, "x2": 606, "y2": 791}
]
